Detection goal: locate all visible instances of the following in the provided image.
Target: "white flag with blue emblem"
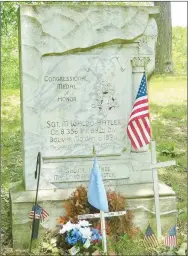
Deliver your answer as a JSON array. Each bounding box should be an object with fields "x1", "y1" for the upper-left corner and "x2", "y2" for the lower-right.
[{"x1": 88, "y1": 158, "x2": 109, "y2": 212}]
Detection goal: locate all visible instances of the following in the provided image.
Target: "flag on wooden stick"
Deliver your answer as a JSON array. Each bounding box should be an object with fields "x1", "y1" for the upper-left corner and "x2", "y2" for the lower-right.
[
  {"x1": 127, "y1": 72, "x2": 151, "y2": 149},
  {"x1": 88, "y1": 157, "x2": 109, "y2": 212},
  {"x1": 88, "y1": 153, "x2": 108, "y2": 254},
  {"x1": 143, "y1": 224, "x2": 159, "y2": 248},
  {"x1": 164, "y1": 225, "x2": 177, "y2": 247}
]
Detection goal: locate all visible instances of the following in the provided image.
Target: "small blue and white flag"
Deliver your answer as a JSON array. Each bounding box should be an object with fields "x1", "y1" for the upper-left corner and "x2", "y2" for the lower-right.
[{"x1": 88, "y1": 158, "x2": 109, "y2": 212}]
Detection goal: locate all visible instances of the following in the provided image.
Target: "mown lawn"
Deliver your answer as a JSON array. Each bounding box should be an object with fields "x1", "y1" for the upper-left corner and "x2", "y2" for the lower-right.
[
  {"x1": 1, "y1": 75, "x2": 187, "y2": 250},
  {"x1": 149, "y1": 75, "x2": 187, "y2": 235}
]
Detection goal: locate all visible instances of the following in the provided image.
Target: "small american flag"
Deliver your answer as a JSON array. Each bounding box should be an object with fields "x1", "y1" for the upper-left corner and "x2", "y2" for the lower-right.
[
  {"x1": 29, "y1": 204, "x2": 42, "y2": 219},
  {"x1": 127, "y1": 72, "x2": 151, "y2": 149},
  {"x1": 29, "y1": 204, "x2": 49, "y2": 221},
  {"x1": 143, "y1": 224, "x2": 159, "y2": 248},
  {"x1": 164, "y1": 225, "x2": 177, "y2": 247},
  {"x1": 41, "y1": 208, "x2": 49, "y2": 221}
]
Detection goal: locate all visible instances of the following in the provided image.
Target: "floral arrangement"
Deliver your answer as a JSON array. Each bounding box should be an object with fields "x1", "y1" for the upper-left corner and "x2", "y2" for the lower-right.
[
  {"x1": 57, "y1": 186, "x2": 137, "y2": 238},
  {"x1": 58, "y1": 220, "x2": 102, "y2": 255}
]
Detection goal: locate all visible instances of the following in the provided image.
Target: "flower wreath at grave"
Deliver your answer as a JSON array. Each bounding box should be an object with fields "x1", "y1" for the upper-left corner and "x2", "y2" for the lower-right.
[{"x1": 54, "y1": 186, "x2": 141, "y2": 254}]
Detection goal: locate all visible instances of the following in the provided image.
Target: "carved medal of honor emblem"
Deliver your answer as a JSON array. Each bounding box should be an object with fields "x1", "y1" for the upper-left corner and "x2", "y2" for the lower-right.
[{"x1": 89, "y1": 57, "x2": 120, "y2": 117}]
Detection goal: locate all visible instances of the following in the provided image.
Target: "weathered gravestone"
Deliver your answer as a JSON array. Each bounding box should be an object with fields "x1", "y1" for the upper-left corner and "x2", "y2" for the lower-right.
[{"x1": 10, "y1": 3, "x2": 177, "y2": 249}]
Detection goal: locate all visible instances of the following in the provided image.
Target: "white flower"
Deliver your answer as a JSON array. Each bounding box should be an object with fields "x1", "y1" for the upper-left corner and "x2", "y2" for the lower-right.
[
  {"x1": 74, "y1": 223, "x2": 81, "y2": 230},
  {"x1": 59, "y1": 221, "x2": 75, "y2": 234},
  {"x1": 59, "y1": 226, "x2": 66, "y2": 234},
  {"x1": 78, "y1": 220, "x2": 91, "y2": 227},
  {"x1": 80, "y1": 227, "x2": 92, "y2": 239},
  {"x1": 64, "y1": 221, "x2": 75, "y2": 232}
]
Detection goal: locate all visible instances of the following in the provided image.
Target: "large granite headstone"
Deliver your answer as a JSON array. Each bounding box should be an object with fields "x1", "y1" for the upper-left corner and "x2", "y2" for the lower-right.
[
  {"x1": 10, "y1": 3, "x2": 176, "y2": 249},
  {"x1": 20, "y1": 4, "x2": 158, "y2": 191}
]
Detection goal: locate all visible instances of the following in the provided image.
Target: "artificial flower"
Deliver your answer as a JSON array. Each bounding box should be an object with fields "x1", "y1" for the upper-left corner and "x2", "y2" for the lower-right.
[
  {"x1": 59, "y1": 221, "x2": 75, "y2": 234},
  {"x1": 71, "y1": 229, "x2": 82, "y2": 241},
  {"x1": 80, "y1": 227, "x2": 92, "y2": 239},
  {"x1": 59, "y1": 226, "x2": 67, "y2": 234},
  {"x1": 66, "y1": 235, "x2": 78, "y2": 246},
  {"x1": 82, "y1": 237, "x2": 87, "y2": 244},
  {"x1": 78, "y1": 220, "x2": 91, "y2": 227},
  {"x1": 66, "y1": 228, "x2": 84, "y2": 246},
  {"x1": 74, "y1": 223, "x2": 81, "y2": 230},
  {"x1": 58, "y1": 220, "x2": 101, "y2": 250},
  {"x1": 65, "y1": 221, "x2": 76, "y2": 232},
  {"x1": 91, "y1": 228, "x2": 102, "y2": 242}
]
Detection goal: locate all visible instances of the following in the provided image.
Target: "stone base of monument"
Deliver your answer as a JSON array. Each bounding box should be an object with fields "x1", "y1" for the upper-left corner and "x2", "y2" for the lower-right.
[{"x1": 10, "y1": 181, "x2": 177, "y2": 249}]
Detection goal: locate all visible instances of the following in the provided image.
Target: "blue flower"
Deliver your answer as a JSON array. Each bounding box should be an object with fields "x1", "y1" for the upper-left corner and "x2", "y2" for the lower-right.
[
  {"x1": 72, "y1": 229, "x2": 82, "y2": 241},
  {"x1": 91, "y1": 228, "x2": 102, "y2": 241},
  {"x1": 72, "y1": 228, "x2": 89, "y2": 245},
  {"x1": 66, "y1": 228, "x2": 83, "y2": 245},
  {"x1": 81, "y1": 237, "x2": 87, "y2": 244},
  {"x1": 66, "y1": 235, "x2": 78, "y2": 245}
]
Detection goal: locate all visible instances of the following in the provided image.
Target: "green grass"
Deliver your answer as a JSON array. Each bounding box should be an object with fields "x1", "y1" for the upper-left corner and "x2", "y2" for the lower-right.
[
  {"x1": 1, "y1": 88, "x2": 23, "y2": 246},
  {"x1": 2, "y1": 89, "x2": 22, "y2": 189},
  {"x1": 1, "y1": 75, "x2": 187, "y2": 252},
  {"x1": 149, "y1": 75, "x2": 187, "y2": 234}
]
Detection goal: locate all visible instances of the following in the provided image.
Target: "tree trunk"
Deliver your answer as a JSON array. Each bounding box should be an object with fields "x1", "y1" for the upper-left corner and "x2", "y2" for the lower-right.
[{"x1": 154, "y1": 2, "x2": 173, "y2": 74}]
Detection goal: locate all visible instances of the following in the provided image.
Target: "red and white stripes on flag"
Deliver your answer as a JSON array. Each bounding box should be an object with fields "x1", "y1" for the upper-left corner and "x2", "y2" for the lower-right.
[
  {"x1": 143, "y1": 224, "x2": 159, "y2": 248},
  {"x1": 29, "y1": 204, "x2": 49, "y2": 221},
  {"x1": 127, "y1": 72, "x2": 151, "y2": 149},
  {"x1": 144, "y1": 233, "x2": 159, "y2": 248},
  {"x1": 29, "y1": 211, "x2": 41, "y2": 220},
  {"x1": 164, "y1": 225, "x2": 177, "y2": 247},
  {"x1": 164, "y1": 235, "x2": 176, "y2": 247},
  {"x1": 41, "y1": 208, "x2": 49, "y2": 221}
]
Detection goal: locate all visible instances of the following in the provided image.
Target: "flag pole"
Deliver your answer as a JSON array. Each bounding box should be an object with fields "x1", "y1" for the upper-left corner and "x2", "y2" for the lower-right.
[
  {"x1": 145, "y1": 68, "x2": 152, "y2": 141},
  {"x1": 29, "y1": 152, "x2": 41, "y2": 252},
  {"x1": 100, "y1": 211, "x2": 107, "y2": 254},
  {"x1": 151, "y1": 140, "x2": 162, "y2": 239},
  {"x1": 93, "y1": 146, "x2": 107, "y2": 254},
  {"x1": 144, "y1": 68, "x2": 161, "y2": 238},
  {"x1": 144, "y1": 66, "x2": 161, "y2": 238}
]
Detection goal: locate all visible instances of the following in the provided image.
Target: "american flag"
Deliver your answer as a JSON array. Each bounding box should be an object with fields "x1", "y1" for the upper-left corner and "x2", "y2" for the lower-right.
[
  {"x1": 143, "y1": 224, "x2": 159, "y2": 248},
  {"x1": 164, "y1": 225, "x2": 177, "y2": 247},
  {"x1": 127, "y1": 72, "x2": 151, "y2": 149},
  {"x1": 41, "y1": 208, "x2": 49, "y2": 221},
  {"x1": 29, "y1": 204, "x2": 49, "y2": 221}
]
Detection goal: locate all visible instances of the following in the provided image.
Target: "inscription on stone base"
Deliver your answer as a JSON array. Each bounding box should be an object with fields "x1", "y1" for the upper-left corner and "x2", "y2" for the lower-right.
[{"x1": 42, "y1": 159, "x2": 131, "y2": 184}]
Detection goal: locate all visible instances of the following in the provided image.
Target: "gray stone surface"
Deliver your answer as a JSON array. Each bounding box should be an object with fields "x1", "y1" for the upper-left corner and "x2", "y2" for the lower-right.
[
  {"x1": 10, "y1": 181, "x2": 177, "y2": 249},
  {"x1": 14, "y1": 3, "x2": 177, "y2": 250},
  {"x1": 19, "y1": 4, "x2": 159, "y2": 191}
]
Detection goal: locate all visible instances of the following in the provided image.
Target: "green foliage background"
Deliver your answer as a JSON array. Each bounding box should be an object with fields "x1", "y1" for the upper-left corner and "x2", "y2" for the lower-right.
[
  {"x1": 1, "y1": 2, "x2": 187, "y2": 89},
  {"x1": 172, "y1": 27, "x2": 187, "y2": 74}
]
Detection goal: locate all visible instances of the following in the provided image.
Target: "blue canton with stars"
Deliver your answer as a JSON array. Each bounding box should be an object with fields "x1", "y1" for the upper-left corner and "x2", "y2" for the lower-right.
[
  {"x1": 136, "y1": 72, "x2": 148, "y2": 99},
  {"x1": 32, "y1": 204, "x2": 42, "y2": 215},
  {"x1": 168, "y1": 225, "x2": 176, "y2": 236},
  {"x1": 145, "y1": 225, "x2": 154, "y2": 236}
]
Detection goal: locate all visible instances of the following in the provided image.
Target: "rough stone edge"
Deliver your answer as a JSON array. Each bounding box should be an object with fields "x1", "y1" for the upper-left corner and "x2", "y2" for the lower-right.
[{"x1": 10, "y1": 181, "x2": 175, "y2": 203}]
